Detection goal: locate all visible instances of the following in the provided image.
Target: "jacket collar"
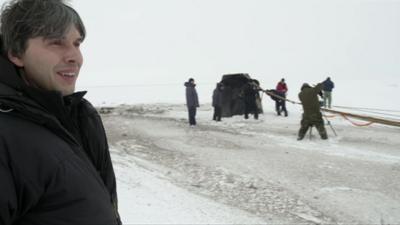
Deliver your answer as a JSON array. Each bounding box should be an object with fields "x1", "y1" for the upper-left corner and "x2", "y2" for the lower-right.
[
  {"x1": 23, "y1": 86, "x2": 86, "y2": 118},
  {"x1": 0, "y1": 55, "x2": 25, "y2": 92}
]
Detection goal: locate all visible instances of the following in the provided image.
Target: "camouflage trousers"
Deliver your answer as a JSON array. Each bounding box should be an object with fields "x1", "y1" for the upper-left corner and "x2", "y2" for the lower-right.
[{"x1": 298, "y1": 113, "x2": 328, "y2": 140}]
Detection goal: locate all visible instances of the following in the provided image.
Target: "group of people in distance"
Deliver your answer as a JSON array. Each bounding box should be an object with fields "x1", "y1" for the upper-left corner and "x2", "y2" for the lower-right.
[
  {"x1": 184, "y1": 77, "x2": 335, "y2": 141},
  {"x1": 0, "y1": 0, "x2": 340, "y2": 223}
]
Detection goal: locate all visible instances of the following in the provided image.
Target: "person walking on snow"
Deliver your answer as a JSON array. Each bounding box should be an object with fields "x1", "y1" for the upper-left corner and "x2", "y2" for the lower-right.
[
  {"x1": 322, "y1": 77, "x2": 334, "y2": 108},
  {"x1": 185, "y1": 78, "x2": 199, "y2": 126}
]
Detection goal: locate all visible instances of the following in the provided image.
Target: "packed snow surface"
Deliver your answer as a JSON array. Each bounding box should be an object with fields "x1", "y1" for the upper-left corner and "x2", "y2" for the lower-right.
[{"x1": 103, "y1": 103, "x2": 400, "y2": 224}]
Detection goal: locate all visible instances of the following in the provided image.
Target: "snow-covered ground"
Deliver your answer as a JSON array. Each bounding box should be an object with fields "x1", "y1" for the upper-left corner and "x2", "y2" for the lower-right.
[{"x1": 102, "y1": 102, "x2": 400, "y2": 225}]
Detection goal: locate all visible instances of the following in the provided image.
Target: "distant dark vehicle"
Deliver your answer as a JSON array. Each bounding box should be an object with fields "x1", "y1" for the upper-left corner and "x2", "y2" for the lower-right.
[{"x1": 219, "y1": 73, "x2": 263, "y2": 117}]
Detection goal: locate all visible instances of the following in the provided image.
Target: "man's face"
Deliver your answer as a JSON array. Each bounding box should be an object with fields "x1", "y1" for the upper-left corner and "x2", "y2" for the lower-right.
[{"x1": 9, "y1": 25, "x2": 83, "y2": 96}]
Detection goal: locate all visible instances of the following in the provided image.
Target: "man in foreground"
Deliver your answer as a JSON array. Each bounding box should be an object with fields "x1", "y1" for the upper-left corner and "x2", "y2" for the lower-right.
[{"x1": 0, "y1": 0, "x2": 121, "y2": 224}]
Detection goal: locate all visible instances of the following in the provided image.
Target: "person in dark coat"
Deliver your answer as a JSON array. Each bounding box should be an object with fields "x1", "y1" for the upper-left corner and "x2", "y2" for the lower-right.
[
  {"x1": 184, "y1": 78, "x2": 199, "y2": 126},
  {"x1": 267, "y1": 89, "x2": 288, "y2": 117},
  {"x1": 322, "y1": 77, "x2": 335, "y2": 108},
  {"x1": 212, "y1": 82, "x2": 223, "y2": 121},
  {"x1": 297, "y1": 83, "x2": 328, "y2": 140},
  {"x1": 243, "y1": 81, "x2": 259, "y2": 120},
  {"x1": 0, "y1": 1, "x2": 121, "y2": 224}
]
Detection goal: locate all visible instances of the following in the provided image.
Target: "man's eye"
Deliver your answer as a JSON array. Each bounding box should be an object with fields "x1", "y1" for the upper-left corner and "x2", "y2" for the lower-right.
[{"x1": 50, "y1": 40, "x2": 63, "y2": 46}]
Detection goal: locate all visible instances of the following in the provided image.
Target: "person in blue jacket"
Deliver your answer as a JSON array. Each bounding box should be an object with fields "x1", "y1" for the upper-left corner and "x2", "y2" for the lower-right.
[{"x1": 322, "y1": 77, "x2": 335, "y2": 108}]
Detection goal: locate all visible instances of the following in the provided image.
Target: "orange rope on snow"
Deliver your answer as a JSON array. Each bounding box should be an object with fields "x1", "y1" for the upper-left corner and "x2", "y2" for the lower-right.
[
  {"x1": 322, "y1": 113, "x2": 336, "y2": 118},
  {"x1": 321, "y1": 108, "x2": 400, "y2": 127},
  {"x1": 340, "y1": 114, "x2": 375, "y2": 127}
]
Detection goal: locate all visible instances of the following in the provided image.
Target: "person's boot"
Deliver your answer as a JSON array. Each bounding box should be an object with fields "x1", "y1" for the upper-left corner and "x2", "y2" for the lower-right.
[
  {"x1": 320, "y1": 131, "x2": 328, "y2": 140},
  {"x1": 297, "y1": 130, "x2": 306, "y2": 140},
  {"x1": 297, "y1": 136, "x2": 304, "y2": 141}
]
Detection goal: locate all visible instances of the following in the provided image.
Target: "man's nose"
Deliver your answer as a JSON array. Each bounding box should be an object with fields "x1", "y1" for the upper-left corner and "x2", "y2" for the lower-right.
[{"x1": 64, "y1": 44, "x2": 83, "y2": 65}]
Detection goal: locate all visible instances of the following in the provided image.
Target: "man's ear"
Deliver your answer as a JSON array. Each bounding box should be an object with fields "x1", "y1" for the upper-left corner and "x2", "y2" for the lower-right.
[{"x1": 8, "y1": 51, "x2": 24, "y2": 67}]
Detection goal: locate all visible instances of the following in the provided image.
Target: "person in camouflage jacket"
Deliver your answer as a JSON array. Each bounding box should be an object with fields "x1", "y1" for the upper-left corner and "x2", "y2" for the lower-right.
[{"x1": 297, "y1": 83, "x2": 328, "y2": 140}]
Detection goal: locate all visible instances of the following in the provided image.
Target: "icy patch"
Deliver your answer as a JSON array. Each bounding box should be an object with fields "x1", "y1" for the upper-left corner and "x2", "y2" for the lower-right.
[
  {"x1": 282, "y1": 138, "x2": 400, "y2": 164},
  {"x1": 292, "y1": 212, "x2": 324, "y2": 224},
  {"x1": 317, "y1": 187, "x2": 400, "y2": 224},
  {"x1": 320, "y1": 186, "x2": 354, "y2": 192}
]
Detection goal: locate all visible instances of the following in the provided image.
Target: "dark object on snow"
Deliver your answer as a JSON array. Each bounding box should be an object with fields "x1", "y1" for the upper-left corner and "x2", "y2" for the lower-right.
[{"x1": 219, "y1": 73, "x2": 263, "y2": 117}]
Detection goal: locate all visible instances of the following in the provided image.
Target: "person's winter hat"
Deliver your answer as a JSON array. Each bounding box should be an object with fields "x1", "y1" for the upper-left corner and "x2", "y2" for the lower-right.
[
  {"x1": 188, "y1": 78, "x2": 194, "y2": 82},
  {"x1": 301, "y1": 83, "x2": 311, "y2": 91}
]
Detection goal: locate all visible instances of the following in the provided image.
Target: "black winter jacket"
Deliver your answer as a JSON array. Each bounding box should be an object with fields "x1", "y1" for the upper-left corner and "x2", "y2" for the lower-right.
[
  {"x1": 184, "y1": 82, "x2": 199, "y2": 108},
  {"x1": 212, "y1": 88, "x2": 222, "y2": 107},
  {"x1": 243, "y1": 83, "x2": 258, "y2": 109},
  {"x1": 0, "y1": 56, "x2": 120, "y2": 225}
]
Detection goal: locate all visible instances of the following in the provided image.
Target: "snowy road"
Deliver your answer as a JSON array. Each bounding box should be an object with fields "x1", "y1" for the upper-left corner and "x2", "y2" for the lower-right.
[{"x1": 103, "y1": 104, "x2": 400, "y2": 224}]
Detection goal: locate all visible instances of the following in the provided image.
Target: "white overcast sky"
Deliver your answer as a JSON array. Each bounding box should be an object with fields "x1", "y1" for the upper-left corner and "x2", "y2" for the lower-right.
[
  {"x1": 74, "y1": 0, "x2": 400, "y2": 84},
  {"x1": 1, "y1": 0, "x2": 399, "y2": 104}
]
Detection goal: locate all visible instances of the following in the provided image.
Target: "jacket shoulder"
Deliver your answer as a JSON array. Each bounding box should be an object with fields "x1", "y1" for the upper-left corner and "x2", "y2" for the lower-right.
[{"x1": 78, "y1": 99, "x2": 100, "y2": 117}]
